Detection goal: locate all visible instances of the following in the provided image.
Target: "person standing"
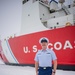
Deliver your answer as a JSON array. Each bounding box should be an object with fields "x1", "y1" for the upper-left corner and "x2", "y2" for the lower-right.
[{"x1": 34, "y1": 37, "x2": 57, "y2": 75}]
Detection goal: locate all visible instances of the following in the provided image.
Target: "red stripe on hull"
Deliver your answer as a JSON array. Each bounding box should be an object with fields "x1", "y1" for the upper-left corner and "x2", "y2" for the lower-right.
[
  {"x1": 0, "y1": 40, "x2": 9, "y2": 63},
  {"x1": 1, "y1": 54, "x2": 9, "y2": 63},
  {"x1": 8, "y1": 26, "x2": 75, "y2": 65}
]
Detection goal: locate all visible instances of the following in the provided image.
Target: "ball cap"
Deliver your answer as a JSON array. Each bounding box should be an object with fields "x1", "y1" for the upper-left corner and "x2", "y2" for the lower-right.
[{"x1": 39, "y1": 37, "x2": 49, "y2": 44}]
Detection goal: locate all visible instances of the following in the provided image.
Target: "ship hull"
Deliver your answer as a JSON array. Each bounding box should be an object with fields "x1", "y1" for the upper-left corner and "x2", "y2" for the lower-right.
[{"x1": 0, "y1": 26, "x2": 75, "y2": 70}]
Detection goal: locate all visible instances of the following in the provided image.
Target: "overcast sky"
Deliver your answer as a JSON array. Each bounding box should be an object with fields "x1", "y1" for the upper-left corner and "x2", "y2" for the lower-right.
[{"x1": 0, "y1": 0, "x2": 22, "y2": 39}]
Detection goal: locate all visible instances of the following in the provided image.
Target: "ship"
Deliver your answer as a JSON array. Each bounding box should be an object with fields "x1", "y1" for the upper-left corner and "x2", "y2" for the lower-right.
[{"x1": 0, "y1": 0, "x2": 75, "y2": 70}]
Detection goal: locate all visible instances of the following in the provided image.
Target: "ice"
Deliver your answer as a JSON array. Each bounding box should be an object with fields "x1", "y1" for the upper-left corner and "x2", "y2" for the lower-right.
[
  {"x1": 0, "y1": 59, "x2": 75, "y2": 75},
  {"x1": 0, "y1": 58, "x2": 4, "y2": 64}
]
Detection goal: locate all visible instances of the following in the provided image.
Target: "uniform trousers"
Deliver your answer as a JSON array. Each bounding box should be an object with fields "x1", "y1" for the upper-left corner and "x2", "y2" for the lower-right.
[{"x1": 38, "y1": 67, "x2": 52, "y2": 75}]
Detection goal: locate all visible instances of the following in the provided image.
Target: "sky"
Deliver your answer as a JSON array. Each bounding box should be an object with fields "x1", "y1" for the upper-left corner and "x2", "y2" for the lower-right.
[{"x1": 0, "y1": 0, "x2": 22, "y2": 39}]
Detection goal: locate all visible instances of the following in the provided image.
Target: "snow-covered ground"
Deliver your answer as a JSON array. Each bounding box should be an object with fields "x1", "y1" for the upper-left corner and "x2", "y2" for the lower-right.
[{"x1": 0, "y1": 59, "x2": 75, "y2": 75}]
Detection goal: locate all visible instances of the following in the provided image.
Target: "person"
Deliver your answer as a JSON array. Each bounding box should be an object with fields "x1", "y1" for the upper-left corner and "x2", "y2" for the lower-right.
[{"x1": 34, "y1": 37, "x2": 57, "y2": 75}]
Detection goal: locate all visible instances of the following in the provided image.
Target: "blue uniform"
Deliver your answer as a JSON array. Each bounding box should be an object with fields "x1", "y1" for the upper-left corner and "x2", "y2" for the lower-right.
[{"x1": 34, "y1": 49, "x2": 57, "y2": 75}]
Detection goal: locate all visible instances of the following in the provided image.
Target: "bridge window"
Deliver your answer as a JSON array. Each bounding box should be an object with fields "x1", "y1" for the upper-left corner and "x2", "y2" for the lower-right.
[{"x1": 23, "y1": 0, "x2": 29, "y2": 4}]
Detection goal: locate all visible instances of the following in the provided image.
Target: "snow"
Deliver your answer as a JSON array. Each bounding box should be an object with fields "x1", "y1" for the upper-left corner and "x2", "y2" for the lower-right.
[
  {"x1": 0, "y1": 59, "x2": 75, "y2": 75},
  {"x1": 0, "y1": 58, "x2": 4, "y2": 64}
]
